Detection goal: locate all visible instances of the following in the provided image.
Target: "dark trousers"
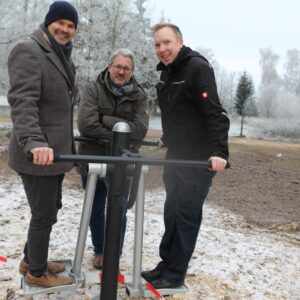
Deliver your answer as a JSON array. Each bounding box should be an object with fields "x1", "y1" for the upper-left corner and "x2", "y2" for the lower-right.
[
  {"x1": 158, "y1": 159, "x2": 215, "y2": 284},
  {"x1": 20, "y1": 173, "x2": 64, "y2": 277},
  {"x1": 81, "y1": 176, "x2": 128, "y2": 256}
]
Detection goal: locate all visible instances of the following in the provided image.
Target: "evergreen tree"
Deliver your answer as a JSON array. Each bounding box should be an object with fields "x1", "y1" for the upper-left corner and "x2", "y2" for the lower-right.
[{"x1": 235, "y1": 71, "x2": 255, "y2": 137}]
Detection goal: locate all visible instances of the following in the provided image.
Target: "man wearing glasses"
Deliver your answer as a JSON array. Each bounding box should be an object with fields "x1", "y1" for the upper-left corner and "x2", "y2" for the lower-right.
[{"x1": 77, "y1": 48, "x2": 149, "y2": 269}]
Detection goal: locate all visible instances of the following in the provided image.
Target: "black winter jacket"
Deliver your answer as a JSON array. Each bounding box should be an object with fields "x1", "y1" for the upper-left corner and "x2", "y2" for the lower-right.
[{"x1": 157, "y1": 46, "x2": 230, "y2": 160}]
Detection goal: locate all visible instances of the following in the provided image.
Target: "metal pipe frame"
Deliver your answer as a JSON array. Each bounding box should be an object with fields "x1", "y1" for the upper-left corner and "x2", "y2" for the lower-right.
[
  {"x1": 71, "y1": 163, "x2": 107, "y2": 278},
  {"x1": 127, "y1": 165, "x2": 149, "y2": 296}
]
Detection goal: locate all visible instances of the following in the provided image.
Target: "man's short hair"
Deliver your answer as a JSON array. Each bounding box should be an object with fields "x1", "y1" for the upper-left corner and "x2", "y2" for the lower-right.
[
  {"x1": 151, "y1": 23, "x2": 183, "y2": 40},
  {"x1": 109, "y1": 48, "x2": 135, "y2": 70}
]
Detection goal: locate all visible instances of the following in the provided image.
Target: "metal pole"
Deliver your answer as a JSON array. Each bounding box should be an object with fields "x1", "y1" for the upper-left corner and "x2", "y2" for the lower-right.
[
  {"x1": 71, "y1": 164, "x2": 107, "y2": 278},
  {"x1": 130, "y1": 165, "x2": 148, "y2": 295},
  {"x1": 100, "y1": 122, "x2": 131, "y2": 300},
  {"x1": 53, "y1": 155, "x2": 216, "y2": 169}
]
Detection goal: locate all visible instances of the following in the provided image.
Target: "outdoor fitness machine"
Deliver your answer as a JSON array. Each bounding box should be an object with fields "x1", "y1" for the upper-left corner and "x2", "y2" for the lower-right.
[{"x1": 22, "y1": 122, "x2": 227, "y2": 299}]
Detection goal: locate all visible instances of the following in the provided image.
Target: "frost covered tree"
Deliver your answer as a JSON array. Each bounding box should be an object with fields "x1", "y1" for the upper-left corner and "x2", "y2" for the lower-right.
[
  {"x1": 73, "y1": 0, "x2": 158, "y2": 107},
  {"x1": 283, "y1": 49, "x2": 300, "y2": 95},
  {"x1": 196, "y1": 46, "x2": 218, "y2": 68},
  {"x1": 0, "y1": 0, "x2": 158, "y2": 109},
  {"x1": 234, "y1": 71, "x2": 255, "y2": 137},
  {"x1": 257, "y1": 48, "x2": 281, "y2": 118},
  {"x1": 0, "y1": 0, "x2": 50, "y2": 94},
  {"x1": 216, "y1": 69, "x2": 237, "y2": 115},
  {"x1": 72, "y1": 0, "x2": 111, "y2": 84},
  {"x1": 255, "y1": 47, "x2": 300, "y2": 139},
  {"x1": 121, "y1": 0, "x2": 158, "y2": 109},
  {"x1": 196, "y1": 46, "x2": 237, "y2": 114}
]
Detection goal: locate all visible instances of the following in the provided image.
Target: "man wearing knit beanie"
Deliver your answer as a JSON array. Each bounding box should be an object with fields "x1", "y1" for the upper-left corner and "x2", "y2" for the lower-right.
[
  {"x1": 45, "y1": 1, "x2": 78, "y2": 29},
  {"x1": 7, "y1": 1, "x2": 79, "y2": 289}
]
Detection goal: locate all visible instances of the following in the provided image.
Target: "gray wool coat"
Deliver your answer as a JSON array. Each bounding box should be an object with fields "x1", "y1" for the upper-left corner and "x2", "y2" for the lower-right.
[{"x1": 7, "y1": 26, "x2": 76, "y2": 176}]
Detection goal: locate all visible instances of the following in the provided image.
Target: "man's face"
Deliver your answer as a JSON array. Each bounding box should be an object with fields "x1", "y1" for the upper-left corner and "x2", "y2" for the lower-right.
[
  {"x1": 153, "y1": 26, "x2": 183, "y2": 66},
  {"x1": 47, "y1": 19, "x2": 76, "y2": 45},
  {"x1": 108, "y1": 55, "x2": 133, "y2": 86}
]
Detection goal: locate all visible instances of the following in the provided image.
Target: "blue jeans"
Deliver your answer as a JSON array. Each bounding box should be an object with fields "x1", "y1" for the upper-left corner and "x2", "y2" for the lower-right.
[{"x1": 81, "y1": 176, "x2": 129, "y2": 256}]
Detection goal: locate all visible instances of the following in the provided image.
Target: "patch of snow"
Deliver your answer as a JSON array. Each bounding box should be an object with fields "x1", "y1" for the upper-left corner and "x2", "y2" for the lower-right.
[
  {"x1": 0, "y1": 96, "x2": 8, "y2": 106},
  {"x1": 0, "y1": 175, "x2": 299, "y2": 299},
  {"x1": 149, "y1": 115, "x2": 254, "y2": 138}
]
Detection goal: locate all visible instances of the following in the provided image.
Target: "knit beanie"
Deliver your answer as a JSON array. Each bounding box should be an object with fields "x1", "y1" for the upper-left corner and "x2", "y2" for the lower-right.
[{"x1": 44, "y1": 1, "x2": 78, "y2": 29}]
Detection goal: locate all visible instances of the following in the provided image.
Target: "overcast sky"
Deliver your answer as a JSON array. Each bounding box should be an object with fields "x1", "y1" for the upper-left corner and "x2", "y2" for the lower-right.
[{"x1": 147, "y1": 0, "x2": 299, "y2": 86}]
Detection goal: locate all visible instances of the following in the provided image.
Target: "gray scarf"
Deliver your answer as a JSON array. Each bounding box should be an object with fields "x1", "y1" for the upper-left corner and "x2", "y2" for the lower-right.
[{"x1": 106, "y1": 73, "x2": 134, "y2": 97}]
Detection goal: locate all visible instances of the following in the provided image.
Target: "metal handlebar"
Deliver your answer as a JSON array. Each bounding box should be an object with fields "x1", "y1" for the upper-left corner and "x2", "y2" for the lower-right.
[
  {"x1": 54, "y1": 154, "x2": 230, "y2": 169},
  {"x1": 26, "y1": 153, "x2": 230, "y2": 169}
]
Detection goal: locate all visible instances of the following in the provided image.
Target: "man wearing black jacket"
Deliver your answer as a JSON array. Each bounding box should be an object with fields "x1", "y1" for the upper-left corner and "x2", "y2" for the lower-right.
[{"x1": 142, "y1": 23, "x2": 230, "y2": 289}]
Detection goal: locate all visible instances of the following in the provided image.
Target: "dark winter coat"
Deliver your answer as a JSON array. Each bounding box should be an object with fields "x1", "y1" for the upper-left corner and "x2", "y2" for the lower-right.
[
  {"x1": 7, "y1": 26, "x2": 76, "y2": 175},
  {"x1": 77, "y1": 69, "x2": 149, "y2": 174},
  {"x1": 157, "y1": 46, "x2": 230, "y2": 160}
]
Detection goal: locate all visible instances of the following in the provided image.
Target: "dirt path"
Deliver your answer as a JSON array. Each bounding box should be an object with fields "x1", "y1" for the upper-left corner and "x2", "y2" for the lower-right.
[
  {"x1": 1, "y1": 128, "x2": 299, "y2": 228},
  {"x1": 138, "y1": 131, "x2": 300, "y2": 229}
]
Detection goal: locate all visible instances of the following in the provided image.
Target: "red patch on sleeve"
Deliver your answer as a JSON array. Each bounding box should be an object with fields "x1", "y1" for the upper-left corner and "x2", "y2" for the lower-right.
[{"x1": 201, "y1": 91, "x2": 209, "y2": 99}]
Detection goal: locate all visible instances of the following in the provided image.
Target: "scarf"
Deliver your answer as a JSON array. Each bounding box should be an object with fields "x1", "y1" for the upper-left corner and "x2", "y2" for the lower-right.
[
  {"x1": 106, "y1": 72, "x2": 134, "y2": 98},
  {"x1": 43, "y1": 24, "x2": 75, "y2": 87}
]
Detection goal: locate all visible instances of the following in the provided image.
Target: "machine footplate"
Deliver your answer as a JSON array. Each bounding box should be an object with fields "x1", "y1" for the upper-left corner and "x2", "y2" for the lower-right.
[{"x1": 21, "y1": 259, "x2": 82, "y2": 296}]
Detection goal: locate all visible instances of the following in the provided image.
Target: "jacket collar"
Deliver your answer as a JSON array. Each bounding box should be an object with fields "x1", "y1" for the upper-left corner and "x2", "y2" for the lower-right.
[{"x1": 156, "y1": 45, "x2": 191, "y2": 73}]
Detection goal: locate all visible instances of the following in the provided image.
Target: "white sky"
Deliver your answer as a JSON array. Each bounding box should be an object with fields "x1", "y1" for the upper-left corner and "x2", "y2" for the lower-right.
[{"x1": 147, "y1": 0, "x2": 300, "y2": 86}]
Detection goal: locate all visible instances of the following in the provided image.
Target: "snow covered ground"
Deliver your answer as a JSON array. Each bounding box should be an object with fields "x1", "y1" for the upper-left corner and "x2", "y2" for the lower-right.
[
  {"x1": 0, "y1": 175, "x2": 299, "y2": 299},
  {"x1": 0, "y1": 117, "x2": 299, "y2": 299}
]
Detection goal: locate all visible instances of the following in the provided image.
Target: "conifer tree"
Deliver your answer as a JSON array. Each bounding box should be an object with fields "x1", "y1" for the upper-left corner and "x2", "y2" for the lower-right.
[{"x1": 235, "y1": 71, "x2": 255, "y2": 137}]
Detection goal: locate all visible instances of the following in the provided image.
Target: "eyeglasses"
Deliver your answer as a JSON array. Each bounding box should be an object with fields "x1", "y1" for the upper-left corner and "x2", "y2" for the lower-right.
[{"x1": 112, "y1": 64, "x2": 132, "y2": 73}]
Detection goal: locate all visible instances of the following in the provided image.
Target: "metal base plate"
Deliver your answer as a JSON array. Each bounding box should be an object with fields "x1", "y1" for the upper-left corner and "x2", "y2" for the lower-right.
[
  {"x1": 92, "y1": 295, "x2": 123, "y2": 300},
  {"x1": 126, "y1": 282, "x2": 189, "y2": 298},
  {"x1": 21, "y1": 259, "x2": 84, "y2": 296}
]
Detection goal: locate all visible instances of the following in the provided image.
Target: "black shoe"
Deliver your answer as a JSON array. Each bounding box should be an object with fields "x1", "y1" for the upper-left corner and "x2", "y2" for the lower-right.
[
  {"x1": 151, "y1": 277, "x2": 184, "y2": 289},
  {"x1": 141, "y1": 268, "x2": 162, "y2": 283}
]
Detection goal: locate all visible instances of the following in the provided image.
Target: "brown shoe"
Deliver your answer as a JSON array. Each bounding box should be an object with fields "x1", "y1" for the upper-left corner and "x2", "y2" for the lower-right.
[
  {"x1": 25, "y1": 270, "x2": 73, "y2": 288},
  {"x1": 19, "y1": 259, "x2": 65, "y2": 276},
  {"x1": 92, "y1": 255, "x2": 103, "y2": 269}
]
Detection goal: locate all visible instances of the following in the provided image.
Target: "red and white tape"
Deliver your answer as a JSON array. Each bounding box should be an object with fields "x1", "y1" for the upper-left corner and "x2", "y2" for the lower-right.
[
  {"x1": 144, "y1": 282, "x2": 166, "y2": 300},
  {"x1": 0, "y1": 256, "x2": 7, "y2": 263}
]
